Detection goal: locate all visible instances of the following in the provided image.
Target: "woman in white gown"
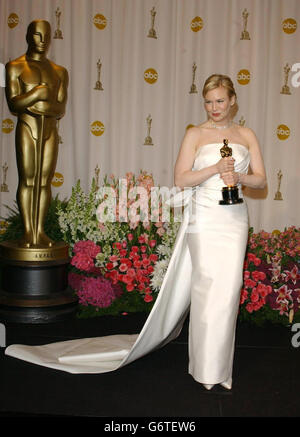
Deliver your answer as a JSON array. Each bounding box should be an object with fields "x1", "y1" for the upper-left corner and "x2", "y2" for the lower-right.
[
  {"x1": 5, "y1": 75, "x2": 266, "y2": 390},
  {"x1": 174, "y1": 74, "x2": 266, "y2": 389}
]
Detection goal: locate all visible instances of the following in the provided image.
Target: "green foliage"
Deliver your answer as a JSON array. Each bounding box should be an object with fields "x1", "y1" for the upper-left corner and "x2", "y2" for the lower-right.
[{"x1": 0, "y1": 195, "x2": 68, "y2": 242}]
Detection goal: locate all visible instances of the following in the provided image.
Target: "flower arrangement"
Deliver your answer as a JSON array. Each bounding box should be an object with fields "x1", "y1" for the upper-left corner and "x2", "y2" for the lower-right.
[
  {"x1": 57, "y1": 171, "x2": 177, "y2": 317},
  {"x1": 238, "y1": 227, "x2": 300, "y2": 325},
  {"x1": 57, "y1": 173, "x2": 300, "y2": 325},
  {"x1": 1, "y1": 171, "x2": 299, "y2": 326}
]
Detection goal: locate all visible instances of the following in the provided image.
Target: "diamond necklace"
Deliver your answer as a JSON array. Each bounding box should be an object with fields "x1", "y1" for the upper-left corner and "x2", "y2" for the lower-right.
[{"x1": 210, "y1": 120, "x2": 233, "y2": 129}]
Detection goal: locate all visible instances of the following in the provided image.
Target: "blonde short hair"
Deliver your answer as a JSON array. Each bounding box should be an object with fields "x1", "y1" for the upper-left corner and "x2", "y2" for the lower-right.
[{"x1": 202, "y1": 74, "x2": 238, "y2": 118}]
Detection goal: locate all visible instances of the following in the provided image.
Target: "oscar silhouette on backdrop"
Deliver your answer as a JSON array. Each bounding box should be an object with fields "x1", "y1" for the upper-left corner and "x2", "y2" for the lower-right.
[{"x1": 5, "y1": 19, "x2": 68, "y2": 248}]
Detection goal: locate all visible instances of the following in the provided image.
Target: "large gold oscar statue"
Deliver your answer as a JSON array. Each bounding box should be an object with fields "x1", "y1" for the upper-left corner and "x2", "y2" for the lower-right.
[{"x1": 0, "y1": 20, "x2": 77, "y2": 323}]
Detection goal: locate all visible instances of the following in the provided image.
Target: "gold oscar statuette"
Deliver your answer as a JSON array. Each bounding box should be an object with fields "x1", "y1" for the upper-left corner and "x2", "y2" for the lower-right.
[
  {"x1": 189, "y1": 63, "x2": 198, "y2": 94},
  {"x1": 4, "y1": 20, "x2": 69, "y2": 260},
  {"x1": 54, "y1": 7, "x2": 63, "y2": 39},
  {"x1": 241, "y1": 8, "x2": 251, "y2": 40},
  {"x1": 94, "y1": 59, "x2": 104, "y2": 90},
  {"x1": 274, "y1": 170, "x2": 283, "y2": 200},
  {"x1": 144, "y1": 114, "x2": 154, "y2": 145},
  {"x1": 1, "y1": 20, "x2": 77, "y2": 324},
  {"x1": 238, "y1": 116, "x2": 246, "y2": 126},
  {"x1": 147, "y1": 7, "x2": 157, "y2": 39},
  {"x1": 280, "y1": 64, "x2": 291, "y2": 95},
  {"x1": 94, "y1": 164, "x2": 100, "y2": 191},
  {"x1": 1, "y1": 162, "x2": 9, "y2": 193},
  {"x1": 219, "y1": 139, "x2": 243, "y2": 205}
]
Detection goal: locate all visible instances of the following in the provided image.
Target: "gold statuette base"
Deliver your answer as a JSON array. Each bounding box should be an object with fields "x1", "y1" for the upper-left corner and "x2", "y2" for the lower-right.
[{"x1": 0, "y1": 240, "x2": 69, "y2": 262}]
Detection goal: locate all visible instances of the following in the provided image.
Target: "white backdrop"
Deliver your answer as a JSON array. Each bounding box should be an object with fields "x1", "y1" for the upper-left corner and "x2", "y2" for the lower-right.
[{"x1": 0, "y1": 0, "x2": 300, "y2": 232}]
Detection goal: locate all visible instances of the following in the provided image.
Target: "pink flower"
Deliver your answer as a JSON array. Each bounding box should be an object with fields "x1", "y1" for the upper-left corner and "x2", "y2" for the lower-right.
[
  {"x1": 77, "y1": 276, "x2": 117, "y2": 308},
  {"x1": 282, "y1": 265, "x2": 300, "y2": 285},
  {"x1": 275, "y1": 284, "x2": 292, "y2": 304},
  {"x1": 156, "y1": 227, "x2": 165, "y2": 236},
  {"x1": 244, "y1": 270, "x2": 250, "y2": 280},
  {"x1": 73, "y1": 240, "x2": 101, "y2": 258},
  {"x1": 119, "y1": 263, "x2": 128, "y2": 272},
  {"x1": 71, "y1": 253, "x2": 94, "y2": 272}
]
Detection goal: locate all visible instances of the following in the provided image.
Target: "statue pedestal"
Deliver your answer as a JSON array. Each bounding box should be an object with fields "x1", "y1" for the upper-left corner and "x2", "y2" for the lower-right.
[{"x1": 0, "y1": 241, "x2": 78, "y2": 324}]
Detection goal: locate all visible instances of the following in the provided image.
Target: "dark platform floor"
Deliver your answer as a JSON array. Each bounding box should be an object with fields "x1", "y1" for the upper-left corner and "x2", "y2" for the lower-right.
[{"x1": 0, "y1": 313, "x2": 299, "y2": 418}]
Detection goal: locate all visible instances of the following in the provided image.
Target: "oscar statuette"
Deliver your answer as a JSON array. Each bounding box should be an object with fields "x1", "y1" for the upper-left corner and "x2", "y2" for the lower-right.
[
  {"x1": 0, "y1": 20, "x2": 77, "y2": 323},
  {"x1": 219, "y1": 139, "x2": 243, "y2": 205}
]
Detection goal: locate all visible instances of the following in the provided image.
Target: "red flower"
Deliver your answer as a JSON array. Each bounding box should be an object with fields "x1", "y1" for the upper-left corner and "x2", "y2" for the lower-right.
[
  {"x1": 253, "y1": 257, "x2": 261, "y2": 266},
  {"x1": 138, "y1": 235, "x2": 146, "y2": 244},
  {"x1": 244, "y1": 278, "x2": 257, "y2": 289},
  {"x1": 144, "y1": 294, "x2": 153, "y2": 302},
  {"x1": 251, "y1": 271, "x2": 261, "y2": 282},
  {"x1": 106, "y1": 262, "x2": 114, "y2": 270},
  {"x1": 142, "y1": 258, "x2": 150, "y2": 267},
  {"x1": 250, "y1": 288, "x2": 259, "y2": 303}
]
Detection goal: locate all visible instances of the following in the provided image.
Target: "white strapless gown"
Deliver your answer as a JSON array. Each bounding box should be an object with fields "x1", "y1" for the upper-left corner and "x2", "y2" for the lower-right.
[{"x1": 5, "y1": 143, "x2": 250, "y2": 388}]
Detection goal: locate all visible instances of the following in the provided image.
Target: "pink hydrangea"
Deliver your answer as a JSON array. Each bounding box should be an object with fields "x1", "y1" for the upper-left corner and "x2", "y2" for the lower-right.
[
  {"x1": 71, "y1": 252, "x2": 95, "y2": 272},
  {"x1": 77, "y1": 276, "x2": 117, "y2": 308},
  {"x1": 73, "y1": 240, "x2": 101, "y2": 258}
]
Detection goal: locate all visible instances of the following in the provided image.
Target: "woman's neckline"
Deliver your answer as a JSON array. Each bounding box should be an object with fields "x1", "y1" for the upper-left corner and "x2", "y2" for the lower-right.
[{"x1": 195, "y1": 142, "x2": 249, "y2": 158}]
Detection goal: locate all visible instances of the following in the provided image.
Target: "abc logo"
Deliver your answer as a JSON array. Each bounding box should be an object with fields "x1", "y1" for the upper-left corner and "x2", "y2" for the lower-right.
[
  {"x1": 144, "y1": 68, "x2": 158, "y2": 84},
  {"x1": 51, "y1": 172, "x2": 64, "y2": 187},
  {"x1": 7, "y1": 13, "x2": 19, "y2": 29},
  {"x1": 2, "y1": 119, "x2": 14, "y2": 133},
  {"x1": 190, "y1": 16, "x2": 203, "y2": 32},
  {"x1": 91, "y1": 121, "x2": 105, "y2": 136},
  {"x1": 93, "y1": 14, "x2": 107, "y2": 30},
  {"x1": 277, "y1": 124, "x2": 290, "y2": 140},
  {"x1": 237, "y1": 69, "x2": 251, "y2": 85},
  {"x1": 282, "y1": 18, "x2": 297, "y2": 34}
]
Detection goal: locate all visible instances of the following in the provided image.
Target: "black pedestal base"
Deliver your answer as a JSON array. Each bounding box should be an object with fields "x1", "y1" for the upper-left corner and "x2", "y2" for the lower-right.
[
  {"x1": 219, "y1": 186, "x2": 244, "y2": 205},
  {"x1": 0, "y1": 257, "x2": 78, "y2": 324}
]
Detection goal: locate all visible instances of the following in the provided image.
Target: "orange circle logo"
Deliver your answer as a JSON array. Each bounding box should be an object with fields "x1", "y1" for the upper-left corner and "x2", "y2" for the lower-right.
[
  {"x1": 144, "y1": 68, "x2": 158, "y2": 84},
  {"x1": 91, "y1": 121, "x2": 105, "y2": 136},
  {"x1": 190, "y1": 16, "x2": 203, "y2": 32},
  {"x1": 7, "y1": 13, "x2": 19, "y2": 29},
  {"x1": 277, "y1": 124, "x2": 290, "y2": 140},
  {"x1": 237, "y1": 69, "x2": 251, "y2": 85},
  {"x1": 51, "y1": 172, "x2": 64, "y2": 187},
  {"x1": 93, "y1": 14, "x2": 107, "y2": 30},
  {"x1": 2, "y1": 118, "x2": 14, "y2": 133},
  {"x1": 282, "y1": 18, "x2": 297, "y2": 34}
]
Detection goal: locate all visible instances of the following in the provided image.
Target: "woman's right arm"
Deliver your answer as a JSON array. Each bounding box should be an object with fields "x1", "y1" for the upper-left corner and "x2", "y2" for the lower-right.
[{"x1": 174, "y1": 127, "x2": 234, "y2": 189}]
